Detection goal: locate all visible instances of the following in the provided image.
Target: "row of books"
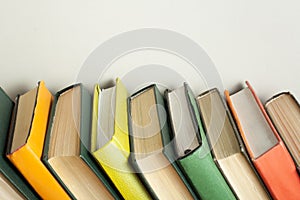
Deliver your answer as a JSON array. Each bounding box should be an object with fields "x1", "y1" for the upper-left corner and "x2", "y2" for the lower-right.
[{"x1": 0, "y1": 79, "x2": 299, "y2": 200}]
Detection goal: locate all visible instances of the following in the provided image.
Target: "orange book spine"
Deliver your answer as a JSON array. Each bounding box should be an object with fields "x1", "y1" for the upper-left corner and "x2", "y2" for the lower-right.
[
  {"x1": 27, "y1": 81, "x2": 54, "y2": 156},
  {"x1": 253, "y1": 143, "x2": 300, "y2": 200},
  {"x1": 225, "y1": 86, "x2": 300, "y2": 200},
  {"x1": 7, "y1": 145, "x2": 70, "y2": 200},
  {"x1": 7, "y1": 81, "x2": 70, "y2": 200}
]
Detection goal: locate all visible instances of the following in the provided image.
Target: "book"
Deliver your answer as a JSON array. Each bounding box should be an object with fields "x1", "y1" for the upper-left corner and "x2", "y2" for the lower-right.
[
  {"x1": 165, "y1": 83, "x2": 236, "y2": 200},
  {"x1": 6, "y1": 81, "x2": 70, "y2": 200},
  {"x1": 128, "y1": 84, "x2": 197, "y2": 200},
  {"x1": 0, "y1": 87, "x2": 39, "y2": 200},
  {"x1": 265, "y1": 92, "x2": 300, "y2": 174},
  {"x1": 225, "y1": 81, "x2": 300, "y2": 200},
  {"x1": 43, "y1": 83, "x2": 119, "y2": 200},
  {"x1": 197, "y1": 88, "x2": 269, "y2": 199},
  {"x1": 91, "y1": 79, "x2": 151, "y2": 200},
  {"x1": 0, "y1": 172, "x2": 24, "y2": 199}
]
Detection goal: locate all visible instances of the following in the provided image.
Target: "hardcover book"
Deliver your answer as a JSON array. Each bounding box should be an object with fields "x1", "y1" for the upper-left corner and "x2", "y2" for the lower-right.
[
  {"x1": 265, "y1": 92, "x2": 300, "y2": 174},
  {"x1": 0, "y1": 87, "x2": 36, "y2": 199},
  {"x1": 6, "y1": 81, "x2": 70, "y2": 200},
  {"x1": 128, "y1": 84, "x2": 197, "y2": 200},
  {"x1": 197, "y1": 88, "x2": 269, "y2": 199},
  {"x1": 225, "y1": 81, "x2": 300, "y2": 200},
  {"x1": 43, "y1": 84, "x2": 119, "y2": 199},
  {"x1": 91, "y1": 79, "x2": 151, "y2": 200},
  {"x1": 165, "y1": 83, "x2": 236, "y2": 200}
]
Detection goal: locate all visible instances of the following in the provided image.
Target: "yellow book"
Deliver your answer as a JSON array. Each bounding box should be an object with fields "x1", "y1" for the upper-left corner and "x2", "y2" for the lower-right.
[
  {"x1": 6, "y1": 81, "x2": 70, "y2": 200},
  {"x1": 91, "y1": 78, "x2": 151, "y2": 200}
]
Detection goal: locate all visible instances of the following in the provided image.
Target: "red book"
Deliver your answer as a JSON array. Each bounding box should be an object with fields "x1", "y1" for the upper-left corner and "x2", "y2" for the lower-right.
[{"x1": 225, "y1": 81, "x2": 300, "y2": 200}]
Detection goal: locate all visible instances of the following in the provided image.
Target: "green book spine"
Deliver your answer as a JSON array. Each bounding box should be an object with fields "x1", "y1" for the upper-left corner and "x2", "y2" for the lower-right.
[
  {"x1": 176, "y1": 88, "x2": 236, "y2": 200},
  {"x1": 198, "y1": 88, "x2": 271, "y2": 199},
  {"x1": 42, "y1": 84, "x2": 122, "y2": 200},
  {"x1": 154, "y1": 85, "x2": 198, "y2": 199},
  {"x1": 128, "y1": 85, "x2": 198, "y2": 200},
  {"x1": 0, "y1": 88, "x2": 40, "y2": 200}
]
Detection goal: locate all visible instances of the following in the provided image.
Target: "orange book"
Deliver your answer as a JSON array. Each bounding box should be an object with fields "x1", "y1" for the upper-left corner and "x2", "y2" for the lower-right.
[
  {"x1": 225, "y1": 81, "x2": 300, "y2": 200},
  {"x1": 6, "y1": 81, "x2": 70, "y2": 200}
]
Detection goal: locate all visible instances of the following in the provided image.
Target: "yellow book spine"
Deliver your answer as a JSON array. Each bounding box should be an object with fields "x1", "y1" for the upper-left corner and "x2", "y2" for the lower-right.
[
  {"x1": 93, "y1": 144, "x2": 151, "y2": 200},
  {"x1": 91, "y1": 84, "x2": 100, "y2": 152},
  {"x1": 92, "y1": 79, "x2": 151, "y2": 200},
  {"x1": 113, "y1": 78, "x2": 130, "y2": 151}
]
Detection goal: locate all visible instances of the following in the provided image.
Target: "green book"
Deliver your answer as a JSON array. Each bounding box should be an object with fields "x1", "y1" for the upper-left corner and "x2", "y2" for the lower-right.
[
  {"x1": 197, "y1": 88, "x2": 270, "y2": 199},
  {"x1": 165, "y1": 83, "x2": 236, "y2": 200},
  {"x1": 42, "y1": 84, "x2": 121, "y2": 200},
  {"x1": 0, "y1": 87, "x2": 40, "y2": 199},
  {"x1": 128, "y1": 84, "x2": 198, "y2": 200}
]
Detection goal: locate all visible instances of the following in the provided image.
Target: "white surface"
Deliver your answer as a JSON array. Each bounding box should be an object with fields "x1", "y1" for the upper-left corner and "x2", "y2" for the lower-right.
[{"x1": 0, "y1": 1, "x2": 299, "y2": 102}]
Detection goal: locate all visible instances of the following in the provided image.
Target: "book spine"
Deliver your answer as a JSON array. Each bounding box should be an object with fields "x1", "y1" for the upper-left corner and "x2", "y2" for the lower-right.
[
  {"x1": 80, "y1": 85, "x2": 123, "y2": 199},
  {"x1": 179, "y1": 89, "x2": 236, "y2": 200},
  {"x1": 154, "y1": 86, "x2": 199, "y2": 200},
  {"x1": 7, "y1": 145, "x2": 70, "y2": 200},
  {"x1": 225, "y1": 84, "x2": 300, "y2": 200},
  {"x1": 0, "y1": 88, "x2": 40, "y2": 199},
  {"x1": 253, "y1": 143, "x2": 300, "y2": 199}
]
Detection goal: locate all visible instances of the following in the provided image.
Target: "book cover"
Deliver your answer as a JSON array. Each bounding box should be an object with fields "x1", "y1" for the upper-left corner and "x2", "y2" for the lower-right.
[
  {"x1": 43, "y1": 83, "x2": 120, "y2": 199},
  {"x1": 0, "y1": 87, "x2": 39, "y2": 200},
  {"x1": 225, "y1": 81, "x2": 300, "y2": 200},
  {"x1": 197, "y1": 88, "x2": 269, "y2": 199},
  {"x1": 165, "y1": 83, "x2": 236, "y2": 200},
  {"x1": 91, "y1": 79, "x2": 151, "y2": 200},
  {"x1": 6, "y1": 81, "x2": 70, "y2": 200},
  {"x1": 265, "y1": 92, "x2": 300, "y2": 174},
  {"x1": 128, "y1": 84, "x2": 197, "y2": 200}
]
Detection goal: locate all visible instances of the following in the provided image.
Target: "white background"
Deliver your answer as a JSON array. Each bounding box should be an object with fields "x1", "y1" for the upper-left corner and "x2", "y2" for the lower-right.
[{"x1": 0, "y1": 0, "x2": 299, "y2": 102}]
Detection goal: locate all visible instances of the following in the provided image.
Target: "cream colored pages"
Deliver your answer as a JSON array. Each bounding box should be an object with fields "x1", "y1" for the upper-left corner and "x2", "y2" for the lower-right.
[
  {"x1": 49, "y1": 157, "x2": 113, "y2": 200},
  {"x1": 266, "y1": 93, "x2": 300, "y2": 169},
  {"x1": 130, "y1": 86, "x2": 193, "y2": 200},
  {"x1": 218, "y1": 153, "x2": 269, "y2": 200},
  {"x1": 0, "y1": 173, "x2": 24, "y2": 200},
  {"x1": 48, "y1": 86, "x2": 113, "y2": 200},
  {"x1": 197, "y1": 89, "x2": 269, "y2": 200}
]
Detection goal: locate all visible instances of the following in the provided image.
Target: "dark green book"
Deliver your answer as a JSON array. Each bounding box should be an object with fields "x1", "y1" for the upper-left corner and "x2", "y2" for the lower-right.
[
  {"x1": 0, "y1": 87, "x2": 40, "y2": 199},
  {"x1": 165, "y1": 83, "x2": 236, "y2": 200},
  {"x1": 128, "y1": 84, "x2": 198, "y2": 200},
  {"x1": 42, "y1": 84, "x2": 122, "y2": 200}
]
